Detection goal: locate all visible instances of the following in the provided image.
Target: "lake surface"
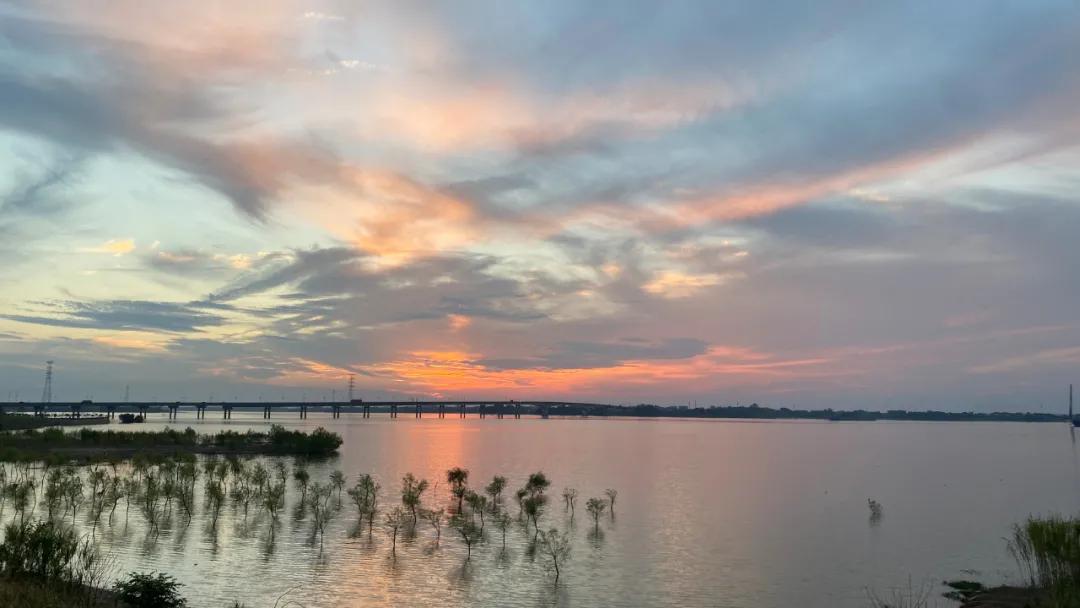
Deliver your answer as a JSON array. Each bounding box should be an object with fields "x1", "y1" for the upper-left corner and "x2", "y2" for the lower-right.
[{"x1": 5, "y1": 414, "x2": 1080, "y2": 607}]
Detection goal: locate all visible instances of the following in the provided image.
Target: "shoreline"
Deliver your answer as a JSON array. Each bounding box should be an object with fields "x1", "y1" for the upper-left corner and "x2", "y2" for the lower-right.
[
  {"x1": 956, "y1": 585, "x2": 1040, "y2": 607},
  {"x1": 0, "y1": 414, "x2": 109, "y2": 431}
]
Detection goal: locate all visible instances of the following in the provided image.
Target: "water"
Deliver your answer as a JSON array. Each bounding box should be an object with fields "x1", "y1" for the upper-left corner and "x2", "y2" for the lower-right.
[{"x1": 5, "y1": 414, "x2": 1080, "y2": 607}]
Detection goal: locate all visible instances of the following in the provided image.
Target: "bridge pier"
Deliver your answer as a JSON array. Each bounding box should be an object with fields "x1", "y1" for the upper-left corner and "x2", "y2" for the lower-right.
[
  {"x1": 390, "y1": 404, "x2": 398, "y2": 418},
  {"x1": 107, "y1": 405, "x2": 116, "y2": 420},
  {"x1": 438, "y1": 404, "x2": 445, "y2": 418},
  {"x1": 300, "y1": 405, "x2": 307, "y2": 419},
  {"x1": 459, "y1": 403, "x2": 466, "y2": 418},
  {"x1": 223, "y1": 405, "x2": 232, "y2": 420},
  {"x1": 514, "y1": 404, "x2": 521, "y2": 419},
  {"x1": 479, "y1": 404, "x2": 486, "y2": 419},
  {"x1": 415, "y1": 404, "x2": 421, "y2": 418},
  {"x1": 263, "y1": 405, "x2": 271, "y2": 419},
  {"x1": 196, "y1": 405, "x2": 206, "y2": 419},
  {"x1": 70, "y1": 404, "x2": 81, "y2": 419},
  {"x1": 137, "y1": 404, "x2": 148, "y2": 419},
  {"x1": 168, "y1": 405, "x2": 179, "y2": 420},
  {"x1": 332, "y1": 404, "x2": 341, "y2": 419},
  {"x1": 363, "y1": 404, "x2": 370, "y2": 418}
]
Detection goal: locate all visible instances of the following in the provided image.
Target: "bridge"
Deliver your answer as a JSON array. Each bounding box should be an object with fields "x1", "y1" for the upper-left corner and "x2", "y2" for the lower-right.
[{"x1": 0, "y1": 400, "x2": 617, "y2": 421}]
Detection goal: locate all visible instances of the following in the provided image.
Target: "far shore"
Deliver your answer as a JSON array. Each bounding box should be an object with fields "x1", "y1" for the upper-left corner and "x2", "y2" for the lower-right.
[
  {"x1": 1, "y1": 402, "x2": 1070, "y2": 423},
  {"x1": 0, "y1": 413, "x2": 108, "y2": 432}
]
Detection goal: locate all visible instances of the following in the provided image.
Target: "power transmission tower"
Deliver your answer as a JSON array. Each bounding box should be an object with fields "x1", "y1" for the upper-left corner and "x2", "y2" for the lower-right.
[
  {"x1": 348, "y1": 374, "x2": 355, "y2": 402},
  {"x1": 124, "y1": 384, "x2": 130, "y2": 403},
  {"x1": 41, "y1": 361, "x2": 53, "y2": 403}
]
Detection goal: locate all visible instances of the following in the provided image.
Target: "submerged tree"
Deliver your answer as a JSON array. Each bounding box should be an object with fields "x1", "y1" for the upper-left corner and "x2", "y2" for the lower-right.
[
  {"x1": 205, "y1": 480, "x2": 225, "y2": 528},
  {"x1": 514, "y1": 488, "x2": 528, "y2": 517},
  {"x1": 329, "y1": 470, "x2": 346, "y2": 504},
  {"x1": 494, "y1": 511, "x2": 512, "y2": 548},
  {"x1": 465, "y1": 490, "x2": 488, "y2": 531},
  {"x1": 604, "y1": 488, "x2": 618, "y2": 514},
  {"x1": 561, "y1": 488, "x2": 578, "y2": 514},
  {"x1": 451, "y1": 514, "x2": 482, "y2": 560},
  {"x1": 586, "y1": 498, "x2": 606, "y2": 532},
  {"x1": 523, "y1": 494, "x2": 547, "y2": 540},
  {"x1": 43, "y1": 469, "x2": 65, "y2": 519},
  {"x1": 446, "y1": 467, "x2": 469, "y2": 513},
  {"x1": 400, "y1": 473, "x2": 429, "y2": 525},
  {"x1": 485, "y1": 476, "x2": 507, "y2": 510},
  {"x1": 250, "y1": 462, "x2": 269, "y2": 495},
  {"x1": 292, "y1": 467, "x2": 310, "y2": 503},
  {"x1": 307, "y1": 482, "x2": 335, "y2": 544},
  {"x1": 526, "y1": 472, "x2": 551, "y2": 496},
  {"x1": 384, "y1": 507, "x2": 408, "y2": 555},
  {"x1": 63, "y1": 471, "x2": 83, "y2": 523},
  {"x1": 263, "y1": 482, "x2": 286, "y2": 522},
  {"x1": 273, "y1": 461, "x2": 288, "y2": 487},
  {"x1": 347, "y1": 474, "x2": 380, "y2": 533},
  {"x1": 537, "y1": 527, "x2": 572, "y2": 583},
  {"x1": 423, "y1": 507, "x2": 445, "y2": 544}
]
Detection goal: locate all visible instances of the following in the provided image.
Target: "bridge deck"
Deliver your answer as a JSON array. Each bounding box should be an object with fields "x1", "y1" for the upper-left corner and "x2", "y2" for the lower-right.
[{"x1": 0, "y1": 400, "x2": 615, "y2": 420}]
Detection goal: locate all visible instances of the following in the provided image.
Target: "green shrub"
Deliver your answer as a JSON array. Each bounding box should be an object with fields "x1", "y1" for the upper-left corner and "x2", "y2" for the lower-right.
[
  {"x1": 0, "y1": 521, "x2": 78, "y2": 580},
  {"x1": 113, "y1": 572, "x2": 187, "y2": 608},
  {"x1": 1009, "y1": 515, "x2": 1080, "y2": 607}
]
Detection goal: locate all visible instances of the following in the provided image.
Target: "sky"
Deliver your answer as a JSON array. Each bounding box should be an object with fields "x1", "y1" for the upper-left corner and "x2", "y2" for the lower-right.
[{"x1": 1, "y1": 1, "x2": 1079, "y2": 410}]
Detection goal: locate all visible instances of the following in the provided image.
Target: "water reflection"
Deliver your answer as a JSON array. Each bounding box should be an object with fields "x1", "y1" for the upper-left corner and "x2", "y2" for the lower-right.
[{"x1": 2, "y1": 416, "x2": 1079, "y2": 607}]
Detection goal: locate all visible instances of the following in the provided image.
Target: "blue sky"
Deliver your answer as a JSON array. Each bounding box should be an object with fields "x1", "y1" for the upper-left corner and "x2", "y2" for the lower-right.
[{"x1": 1, "y1": 1, "x2": 1079, "y2": 410}]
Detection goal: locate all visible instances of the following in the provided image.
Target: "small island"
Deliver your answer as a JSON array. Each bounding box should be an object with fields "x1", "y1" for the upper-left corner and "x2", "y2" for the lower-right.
[{"x1": 0, "y1": 425, "x2": 343, "y2": 463}]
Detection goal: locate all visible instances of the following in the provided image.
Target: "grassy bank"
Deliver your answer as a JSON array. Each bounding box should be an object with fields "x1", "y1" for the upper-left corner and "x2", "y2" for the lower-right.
[
  {"x1": 1003, "y1": 515, "x2": 1080, "y2": 607},
  {"x1": 896, "y1": 516, "x2": 1080, "y2": 608},
  {"x1": 0, "y1": 425, "x2": 342, "y2": 462},
  {"x1": 0, "y1": 576, "x2": 118, "y2": 608}
]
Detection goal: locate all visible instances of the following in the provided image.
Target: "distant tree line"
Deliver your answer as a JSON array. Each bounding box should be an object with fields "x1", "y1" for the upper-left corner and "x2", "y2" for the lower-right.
[{"x1": 543, "y1": 403, "x2": 1067, "y2": 422}]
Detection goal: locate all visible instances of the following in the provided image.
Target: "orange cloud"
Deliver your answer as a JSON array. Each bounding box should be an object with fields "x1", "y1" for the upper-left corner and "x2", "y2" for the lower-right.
[
  {"x1": 642, "y1": 270, "x2": 740, "y2": 298},
  {"x1": 351, "y1": 347, "x2": 833, "y2": 399},
  {"x1": 447, "y1": 314, "x2": 471, "y2": 331},
  {"x1": 352, "y1": 69, "x2": 760, "y2": 154},
  {"x1": 82, "y1": 238, "x2": 136, "y2": 256},
  {"x1": 556, "y1": 134, "x2": 987, "y2": 237},
  {"x1": 288, "y1": 167, "x2": 480, "y2": 265},
  {"x1": 92, "y1": 335, "x2": 167, "y2": 351}
]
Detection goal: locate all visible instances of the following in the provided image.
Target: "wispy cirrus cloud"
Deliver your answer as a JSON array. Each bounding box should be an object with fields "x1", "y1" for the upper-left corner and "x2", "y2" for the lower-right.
[{"x1": 1, "y1": 300, "x2": 230, "y2": 333}]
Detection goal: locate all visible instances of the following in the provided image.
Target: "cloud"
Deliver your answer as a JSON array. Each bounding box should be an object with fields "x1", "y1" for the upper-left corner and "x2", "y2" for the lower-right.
[
  {"x1": 480, "y1": 337, "x2": 710, "y2": 370},
  {"x1": 969, "y1": 347, "x2": 1080, "y2": 374},
  {"x1": 1, "y1": 300, "x2": 229, "y2": 333},
  {"x1": 82, "y1": 238, "x2": 135, "y2": 256},
  {"x1": 357, "y1": 345, "x2": 832, "y2": 399},
  {"x1": 2, "y1": 2, "x2": 1080, "y2": 409},
  {"x1": 642, "y1": 271, "x2": 733, "y2": 299}
]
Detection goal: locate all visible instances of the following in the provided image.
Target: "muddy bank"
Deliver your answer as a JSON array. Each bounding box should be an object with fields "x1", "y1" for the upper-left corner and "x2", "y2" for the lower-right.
[
  {"x1": 955, "y1": 584, "x2": 1041, "y2": 607},
  {"x1": 0, "y1": 414, "x2": 109, "y2": 431}
]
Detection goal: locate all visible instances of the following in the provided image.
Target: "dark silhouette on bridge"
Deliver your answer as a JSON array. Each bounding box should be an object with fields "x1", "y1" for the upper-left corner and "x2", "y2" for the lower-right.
[{"x1": 0, "y1": 400, "x2": 616, "y2": 420}]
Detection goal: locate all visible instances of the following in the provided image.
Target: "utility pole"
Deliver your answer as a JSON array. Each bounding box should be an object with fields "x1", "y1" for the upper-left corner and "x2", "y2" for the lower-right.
[{"x1": 41, "y1": 361, "x2": 53, "y2": 403}]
